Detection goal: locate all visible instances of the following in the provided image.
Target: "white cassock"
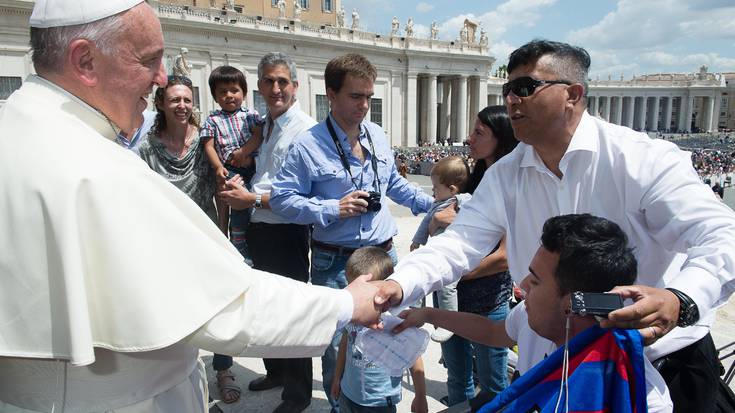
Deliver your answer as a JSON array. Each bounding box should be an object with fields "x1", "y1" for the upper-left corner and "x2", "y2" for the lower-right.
[{"x1": 0, "y1": 75, "x2": 351, "y2": 413}]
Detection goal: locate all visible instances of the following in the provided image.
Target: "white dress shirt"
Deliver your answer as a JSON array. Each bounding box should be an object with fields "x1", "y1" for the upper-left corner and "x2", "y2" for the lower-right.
[
  {"x1": 251, "y1": 100, "x2": 317, "y2": 225},
  {"x1": 392, "y1": 112, "x2": 735, "y2": 360}
]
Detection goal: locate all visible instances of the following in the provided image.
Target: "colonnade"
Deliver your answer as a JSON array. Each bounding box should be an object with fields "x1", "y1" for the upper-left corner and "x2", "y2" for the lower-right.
[
  {"x1": 410, "y1": 74, "x2": 488, "y2": 145},
  {"x1": 586, "y1": 94, "x2": 721, "y2": 133}
]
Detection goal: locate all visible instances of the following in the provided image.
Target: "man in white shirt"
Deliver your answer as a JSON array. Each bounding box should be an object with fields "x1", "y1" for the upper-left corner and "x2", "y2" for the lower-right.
[
  {"x1": 378, "y1": 39, "x2": 734, "y2": 412},
  {"x1": 0, "y1": 2, "x2": 381, "y2": 412},
  {"x1": 396, "y1": 214, "x2": 673, "y2": 412},
  {"x1": 219, "y1": 52, "x2": 318, "y2": 413}
]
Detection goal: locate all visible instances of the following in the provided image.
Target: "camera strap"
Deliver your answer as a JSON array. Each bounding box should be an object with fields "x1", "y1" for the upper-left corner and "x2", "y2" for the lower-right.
[{"x1": 326, "y1": 116, "x2": 381, "y2": 193}]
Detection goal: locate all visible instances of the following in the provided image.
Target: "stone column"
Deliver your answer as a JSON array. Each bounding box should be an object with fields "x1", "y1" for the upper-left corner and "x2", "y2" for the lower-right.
[
  {"x1": 440, "y1": 78, "x2": 451, "y2": 140},
  {"x1": 650, "y1": 96, "x2": 660, "y2": 131},
  {"x1": 405, "y1": 73, "x2": 418, "y2": 146},
  {"x1": 602, "y1": 96, "x2": 612, "y2": 122},
  {"x1": 450, "y1": 77, "x2": 459, "y2": 140},
  {"x1": 427, "y1": 74, "x2": 438, "y2": 143},
  {"x1": 417, "y1": 76, "x2": 427, "y2": 144},
  {"x1": 684, "y1": 95, "x2": 694, "y2": 132},
  {"x1": 478, "y1": 76, "x2": 488, "y2": 112},
  {"x1": 456, "y1": 75, "x2": 468, "y2": 142},
  {"x1": 711, "y1": 92, "x2": 722, "y2": 132},
  {"x1": 615, "y1": 96, "x2": 623, "y2": 125},
  {"x1": 704, "y1": 95, "x2": 716, "y2": 132},
  {"x1": 624, "y1": 96, "x2": 635, "y2": 128},
  {"x1": 663, "y1": 97, "x2": 673, "y2": 132},
  {"x1": 636, "y1": 96, "x2": 648, "y2": 130},
  {"x1": 588, "y1": 96, "x2": 596, "y2": 116}
]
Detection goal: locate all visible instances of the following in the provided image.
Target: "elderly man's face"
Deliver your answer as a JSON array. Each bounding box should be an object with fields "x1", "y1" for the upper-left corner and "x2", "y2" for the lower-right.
[
  {"x1": 94, "y1": 4, "x2": 166, "y2": 133},
  {"x1": 505, "y1": 55, "x2": 571, "y2": 147}
]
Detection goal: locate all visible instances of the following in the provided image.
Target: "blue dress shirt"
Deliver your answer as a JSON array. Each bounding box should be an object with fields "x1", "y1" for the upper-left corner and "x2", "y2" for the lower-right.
[{"x1": 270, "y1": 114, "x2": 433, "y2": 248}]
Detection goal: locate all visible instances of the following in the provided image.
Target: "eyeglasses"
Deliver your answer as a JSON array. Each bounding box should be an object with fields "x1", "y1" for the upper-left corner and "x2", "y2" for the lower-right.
[{"x1": 502, "y1": 76, "x2": 572, "y2": 98}]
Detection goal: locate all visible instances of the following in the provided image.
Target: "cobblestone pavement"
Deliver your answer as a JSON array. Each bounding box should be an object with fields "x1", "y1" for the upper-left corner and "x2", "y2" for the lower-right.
[{"x1": 204, "y1": 175, "x2": 735, "y2": 412}]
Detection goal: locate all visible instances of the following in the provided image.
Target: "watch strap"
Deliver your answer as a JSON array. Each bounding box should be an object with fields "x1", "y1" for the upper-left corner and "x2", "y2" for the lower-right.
[
  {"x1": 254, "y1": 193, "x2": 262, "y2": 209},
  {"x1": 666, "y1": 288, "x2": 699, "y2": 327}
]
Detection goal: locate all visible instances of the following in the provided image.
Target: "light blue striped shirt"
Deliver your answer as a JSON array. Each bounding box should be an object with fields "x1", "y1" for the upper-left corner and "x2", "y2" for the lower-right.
[{"x1": 270, "y1": 114, "x2": 433, "y2": 247}]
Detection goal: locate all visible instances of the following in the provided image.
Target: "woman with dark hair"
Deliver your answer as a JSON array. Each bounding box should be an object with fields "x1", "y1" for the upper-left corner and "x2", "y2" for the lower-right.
[
  {"x1": 138, "y1": 76, "x2": 241, "y2": 404},
  {"x1": 435, "y1": 105, "x2": 519, "y2": 406},
  {"x1": 138, "y1": 76, "x2": 217, "y2": 221}
]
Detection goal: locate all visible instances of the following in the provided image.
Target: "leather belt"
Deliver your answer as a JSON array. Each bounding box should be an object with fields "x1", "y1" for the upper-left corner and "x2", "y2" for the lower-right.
[{"x1": 311, "y1": 238, "x2": 393, "y2": 256}]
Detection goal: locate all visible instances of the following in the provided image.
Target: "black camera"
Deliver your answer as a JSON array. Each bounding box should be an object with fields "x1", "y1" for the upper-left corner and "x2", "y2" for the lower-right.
[{"x1": 360, "y1": 191, "x2": 382, "y2": 212}]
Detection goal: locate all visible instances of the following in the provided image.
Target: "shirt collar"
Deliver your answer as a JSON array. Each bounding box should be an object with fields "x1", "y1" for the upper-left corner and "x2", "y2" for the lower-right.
[
  {"x1": 519, "y1": 111, "x2": 599, "y2": 172},
  {"x1": 268, "y1": 100, "x2": 301, "y2": 131}
]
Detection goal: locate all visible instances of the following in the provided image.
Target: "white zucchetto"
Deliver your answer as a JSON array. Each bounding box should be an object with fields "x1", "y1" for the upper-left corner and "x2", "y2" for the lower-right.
[{"x1": 30, "y1": 0, "x2": 144, "y2": 28}]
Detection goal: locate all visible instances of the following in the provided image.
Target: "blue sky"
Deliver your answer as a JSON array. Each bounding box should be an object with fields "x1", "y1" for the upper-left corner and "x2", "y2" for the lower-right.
[{"x1": 340, "y1": 0, "x2": 735, "y2": 79}]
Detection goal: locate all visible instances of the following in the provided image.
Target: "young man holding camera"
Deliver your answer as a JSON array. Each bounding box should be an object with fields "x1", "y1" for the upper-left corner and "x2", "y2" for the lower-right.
[{"x1": 270, "y1": 53, "x2": 433, "y2": 412}]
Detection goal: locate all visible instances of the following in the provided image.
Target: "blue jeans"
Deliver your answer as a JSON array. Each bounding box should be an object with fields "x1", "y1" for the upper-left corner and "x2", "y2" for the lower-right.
[
  {"x1": 440, "y1": 301, "x2": 509, "y2": 406},
  {"x1": 311, "y1": 245, "x2": 398, "y2": 413}
]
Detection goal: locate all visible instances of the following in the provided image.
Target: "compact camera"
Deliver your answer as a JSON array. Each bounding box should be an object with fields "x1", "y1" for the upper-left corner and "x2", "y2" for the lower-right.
[
  {"x1": 361, "y1": 191, "x2": 382, "y2": 212},
  {"x1": 570, "y1": 292, "x2": 624, "y2": 318}
]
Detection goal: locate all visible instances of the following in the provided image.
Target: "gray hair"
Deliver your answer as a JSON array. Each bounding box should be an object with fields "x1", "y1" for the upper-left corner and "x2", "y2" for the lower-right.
[
  {"x1": 30, "y1": 13, "x2": 127, "y2": 73},
  {"x1": 257, "y1": 52, "x2": 298, "y2": 82}
]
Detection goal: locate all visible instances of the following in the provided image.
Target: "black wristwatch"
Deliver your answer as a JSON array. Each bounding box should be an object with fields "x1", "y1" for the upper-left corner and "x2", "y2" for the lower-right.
[{"x1": 666, "y1": 288, "x2": 699, "y2": 327}]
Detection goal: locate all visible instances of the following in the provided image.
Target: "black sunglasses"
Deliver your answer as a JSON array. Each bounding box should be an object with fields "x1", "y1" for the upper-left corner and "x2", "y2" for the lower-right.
[{"x1": 502, "y1": 76, "x2": 572, "y2": 98}]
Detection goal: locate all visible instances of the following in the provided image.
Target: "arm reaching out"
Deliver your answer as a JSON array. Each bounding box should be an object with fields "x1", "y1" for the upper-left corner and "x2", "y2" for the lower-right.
[{"x1": 395, "y1": 307, "x2": 515, "y2": 348}]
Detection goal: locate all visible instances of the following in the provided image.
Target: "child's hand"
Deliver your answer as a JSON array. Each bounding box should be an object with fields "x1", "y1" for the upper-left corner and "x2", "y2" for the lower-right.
[
  {"x1": 330, "y1": 379, "x2": 341, "y2": 401},
  {"x1": 411, "y1": 396, "x2": 428, "y2": 413},
  {"x1": 410, "y1": 242, "x2": 420, "y2": 251},
  {"x1": 215, "y1": 166, "x2": 228, "y2": 189}
]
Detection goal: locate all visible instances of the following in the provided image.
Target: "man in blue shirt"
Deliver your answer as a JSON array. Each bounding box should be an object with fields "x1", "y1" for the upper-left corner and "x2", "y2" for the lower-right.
[{"x1": 270, "y1": 53, "x2": 433, "y2": 412}]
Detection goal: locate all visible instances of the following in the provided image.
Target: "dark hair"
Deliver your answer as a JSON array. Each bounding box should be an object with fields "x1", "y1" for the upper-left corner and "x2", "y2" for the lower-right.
[
  {"x1": 345, "y1": 247, "x2": 394, "y2": 282},
  {"x1": 507, "y1": 39, "x2": 590, "y2": 87},
  {"x1": 540, "y1": 214, "x2": 637, "y2": 295},
  {"x1": 208, "y1": 65, "x2": 248, "y2": 98},
  {"x1": 324, "y1": 53, "x2": 377, "y2": 93},
  {"x1": 152, "y1": 75, "x2": 199, "y2": 135},
  {"x1": 467, "y1": 105, "x2": 518, "y2": 194}
]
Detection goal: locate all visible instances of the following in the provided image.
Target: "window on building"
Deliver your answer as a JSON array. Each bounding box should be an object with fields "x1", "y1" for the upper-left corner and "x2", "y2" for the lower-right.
[
  {"x1": 323, "y1": 0, "x2": 332, "y2": 12},
  {"x1": 299, "y1": 0, "x2": 309, "y2": 9},
  {"x1": 0, "y1": 76, "x2": 22, "y2": 100},
  {"x1": 253, "y1": 91, "x2": 268, "y2": 116},
  {"x1": 316, "y1": 94, "x2": 329, "y2": 122},
  {"x1": 370, "y1": 98, "x2": 383, "y2": 126},
  {"x1": 722, "y1": 97, "x2": 728, "y2": 108},
  {"x1": 192, "y1": 86, "x2": 201, "y2": 111},
  {"x1": 271, "y1": 0, "x2": 278, "y2": 6}
]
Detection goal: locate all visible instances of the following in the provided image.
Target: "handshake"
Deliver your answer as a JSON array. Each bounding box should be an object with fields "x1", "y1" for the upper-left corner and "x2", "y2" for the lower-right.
[{"x1": 345, "y1": 275, "x2": 405, "y2": 328}]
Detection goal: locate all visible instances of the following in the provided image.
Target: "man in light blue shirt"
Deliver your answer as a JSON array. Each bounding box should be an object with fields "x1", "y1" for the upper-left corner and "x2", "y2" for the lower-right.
[
  {"x1": 270, "y1": 53, "x2": 432, "y2": 412},
  {"x1": 116, "y1": 109, "x2": 156, "y2": 154}
]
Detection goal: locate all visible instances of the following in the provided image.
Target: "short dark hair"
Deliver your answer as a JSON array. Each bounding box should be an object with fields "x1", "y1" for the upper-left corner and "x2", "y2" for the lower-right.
[
  {"x1": 467, "y1": 105, "x2": 518, "y2": 194},
  {"x1": 431, "y1": 156, "x2": 470, "y2": 193},
  {"x1": 345, "y1": 247, "x2": 394, "y2": 282},
  {"x1": 324, "y1": 53, "x2": 377, "y2": 93},
  {"x1": 540, "y1": 214, "x2": 637, "y2": 295},
  {"x1": 208, "y1": 65, "x2": 248, "y2": 98},
  {"x1": 507, "y1": 39, "x2": 590, "y2": 87}
]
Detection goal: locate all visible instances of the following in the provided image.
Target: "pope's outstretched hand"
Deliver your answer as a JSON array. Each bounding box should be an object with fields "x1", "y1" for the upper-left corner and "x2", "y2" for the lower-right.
[{"x1": 346, "y1": 274, "x2": 383, "y2": 329}]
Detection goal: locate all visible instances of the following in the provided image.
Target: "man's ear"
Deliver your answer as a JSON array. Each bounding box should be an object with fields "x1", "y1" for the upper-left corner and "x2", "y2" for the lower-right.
[
  {"x1": 326, "y1": 87, "x2": 337, "y2": 104},
  {"x1": 67, "y1": 39, "x2": 98, "y2": 87},
  {"x1": 566, "y1": 84, "x2": 585, "y2": 107}
]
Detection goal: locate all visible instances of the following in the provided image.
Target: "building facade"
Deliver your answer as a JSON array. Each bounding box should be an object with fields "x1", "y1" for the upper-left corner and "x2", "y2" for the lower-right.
[
  {"x1": 0, "y1": 0, "x2": 492, "y2": 147},
  {"x1": 1, "y1": 0, "x2": 732, "y2": 144},
  {"x1": 487, "y1": 66, "x2": 733, "y2": 133}
]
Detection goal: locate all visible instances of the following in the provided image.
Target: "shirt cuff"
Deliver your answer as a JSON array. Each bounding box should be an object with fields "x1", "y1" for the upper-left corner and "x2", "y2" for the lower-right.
[
  {"x1": 335, "y1": 289, "x2": 354, "y2": 330},
  {"x1": 666, "y1": 266, "x2": 720, "y2": 319},
  {"x1": 322, "y1": 199, "x2": 341, "y2": 227}
]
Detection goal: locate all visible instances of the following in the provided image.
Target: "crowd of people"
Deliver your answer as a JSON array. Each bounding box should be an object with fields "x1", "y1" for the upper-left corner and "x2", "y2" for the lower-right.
[{"x1": 2, "y1": 1, "x2": 735, "y2": 413}]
